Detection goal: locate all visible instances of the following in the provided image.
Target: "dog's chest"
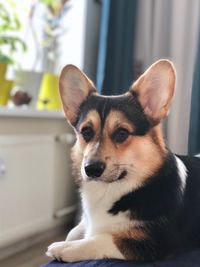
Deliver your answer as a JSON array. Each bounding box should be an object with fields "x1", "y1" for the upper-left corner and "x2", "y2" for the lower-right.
[{"x1": 81, "y1": 181, "x2": 131, "y2": 238}]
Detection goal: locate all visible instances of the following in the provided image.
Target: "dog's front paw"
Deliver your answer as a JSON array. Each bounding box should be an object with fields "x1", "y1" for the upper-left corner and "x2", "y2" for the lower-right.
[
  {"x1": 46, "y1": 240, "x2": 85, "y2": 262},
  {"x1": 46, "y1": 241, "x2": 67, "y2": 261},
  {"x1": 46, "y1": 234, "x2": 124, "y2": 262}
]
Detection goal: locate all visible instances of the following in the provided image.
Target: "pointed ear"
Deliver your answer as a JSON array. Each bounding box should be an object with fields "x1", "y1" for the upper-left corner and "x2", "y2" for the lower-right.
[
  {"x1": 59, "y1": 65, "x2": 96, "y2": 125},
  {"x1": 130, "y1": 59, "x2": 176, "y2": 124}
]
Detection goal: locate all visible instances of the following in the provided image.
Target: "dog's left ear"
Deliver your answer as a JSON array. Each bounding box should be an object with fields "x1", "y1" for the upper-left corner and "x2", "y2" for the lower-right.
[
  {"x1": 59, "y1": 65, "x2": 96, "y2": 126},
  {"x1": 130, "y1": 59, "x2": 176, "y2": 124}
]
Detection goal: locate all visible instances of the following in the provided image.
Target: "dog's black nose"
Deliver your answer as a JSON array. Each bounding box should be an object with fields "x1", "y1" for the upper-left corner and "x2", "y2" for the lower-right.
[{"x1": 84, "y1": 161, "x2": 106, "y2": 178}]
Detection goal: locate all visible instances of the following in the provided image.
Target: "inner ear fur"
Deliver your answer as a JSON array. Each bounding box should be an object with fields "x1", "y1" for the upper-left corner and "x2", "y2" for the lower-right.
[
  {"x1": 59, "y1": 64, "x2": 96, "y2": 125},
  {"x1": 130, "y1": 59, "x2": 176, "y2": 124}
]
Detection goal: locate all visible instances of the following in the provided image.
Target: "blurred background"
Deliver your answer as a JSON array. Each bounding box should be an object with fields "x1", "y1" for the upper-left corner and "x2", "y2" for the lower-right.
[{"x1": 0, "y1": 0, "x2": 199, "y2": 266}]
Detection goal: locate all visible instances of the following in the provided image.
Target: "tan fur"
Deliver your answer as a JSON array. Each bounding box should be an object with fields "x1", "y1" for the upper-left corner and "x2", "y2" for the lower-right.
[
  {"x1": 113, "y1": 227, "x2": 147, "y2": 260},
  {"x1": 71, "y1": 110, "x2": 101, "y2": 183},
  {"x1": 105, "y1": 111, "x2": 135, "y2": 134},
  {"x1": 47, "y1": 59, "x2": 177, "y2": 262},
  {"x1": 72, "y1": 109, "x2": 166, "y2": 186},
  {"x1": 79, "y1": 110, "x2": 101, "y2": 135}
]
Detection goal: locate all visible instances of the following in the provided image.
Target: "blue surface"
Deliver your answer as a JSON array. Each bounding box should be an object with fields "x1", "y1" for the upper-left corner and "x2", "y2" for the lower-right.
[
  {"x1": 42, "y1": 249, "x2": 200, "y2": 267},
  {"x1": 96, "y1": 0, "x2": 110, "y2": 92}
]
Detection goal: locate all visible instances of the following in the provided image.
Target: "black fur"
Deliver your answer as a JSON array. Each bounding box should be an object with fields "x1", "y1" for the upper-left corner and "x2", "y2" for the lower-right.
[
  {"x1": 75, "y1": 93, "x2": 150, "y2": 135},
  {"x1": 109, "y1": 153, "x2": 200, "y2": 260},
  {"x1": 73, "y1": 89, "x2": 200, "y2": 261},
  {"x1": 176, "y1": 156, "x2": 200, "y2": 249},
  {"x1": 109, "y1": 152, "x2": 182, "y2": 220}
]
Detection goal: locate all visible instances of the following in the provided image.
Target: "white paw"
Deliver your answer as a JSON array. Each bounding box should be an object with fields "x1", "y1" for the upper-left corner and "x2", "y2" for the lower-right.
[
  {"x1": 46, "y1": 240, "x2": 83, "y2": 262},
  {"x1": 46, "y1": 234, "x2": 123, "y2": 262},
  {"x1": 46, "y1": 241, "x2": 68, "y2": 261}
]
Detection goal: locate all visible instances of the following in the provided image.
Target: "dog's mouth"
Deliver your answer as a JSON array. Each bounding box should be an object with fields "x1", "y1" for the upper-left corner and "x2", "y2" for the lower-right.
[
  {"x1": 117, "y1": 170, "x2": 127, "y2": 180},
  {"x1": 83, "y1": 168, "x2": 128, "y2": 183}
]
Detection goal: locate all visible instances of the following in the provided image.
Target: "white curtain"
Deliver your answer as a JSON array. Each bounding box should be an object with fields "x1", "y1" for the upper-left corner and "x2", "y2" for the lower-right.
[{"x1": 134, "y1": 0, "x2": 200, "y2": 154}]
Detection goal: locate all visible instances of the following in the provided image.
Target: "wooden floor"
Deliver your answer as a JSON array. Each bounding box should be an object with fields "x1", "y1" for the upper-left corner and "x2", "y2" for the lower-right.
[{"x1": 0, "y1": 231, "x2": 67, "y2": 267}]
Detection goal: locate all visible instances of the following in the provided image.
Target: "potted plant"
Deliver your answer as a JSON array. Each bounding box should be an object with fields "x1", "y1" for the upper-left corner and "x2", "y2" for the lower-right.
[
  {"x1": 11, "y1": 0, "x2": 71, "y2": 109},
  {"x1": 0, "y1": 0, "x2": 27, "y2": 106},
  {"x1": 33, "y1": 0, "x2": 71, "y2": 110},
  {"x1": 0, "y1": 1, "x2": 26, "y2": 72},
  {"x1": 39, "y1": 0, "x2": 71, "y2": 73}
]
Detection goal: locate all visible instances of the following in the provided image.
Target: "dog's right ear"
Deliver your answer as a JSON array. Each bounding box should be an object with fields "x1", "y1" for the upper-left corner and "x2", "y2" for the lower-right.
[{"x1": 59, "y1": 65, "x2": 96, "y2": 126}]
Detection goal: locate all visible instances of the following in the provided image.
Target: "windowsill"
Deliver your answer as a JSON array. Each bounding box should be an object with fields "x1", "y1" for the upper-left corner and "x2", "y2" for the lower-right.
[{"x1": 0, "y1": 106, "x2": 65, "y2": 119}]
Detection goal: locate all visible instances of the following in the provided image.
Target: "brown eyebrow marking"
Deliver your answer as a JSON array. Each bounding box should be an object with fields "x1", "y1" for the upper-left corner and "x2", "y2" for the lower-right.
[
  {"x1": 104, "y1": 111, "x2": 136, "y2": 134},
  {"x1": 112, "y1": 122, "x2": 135, "y2": 133},
  {"x1": 78, "y1": 110, "x2": 101, "y2": 133}
]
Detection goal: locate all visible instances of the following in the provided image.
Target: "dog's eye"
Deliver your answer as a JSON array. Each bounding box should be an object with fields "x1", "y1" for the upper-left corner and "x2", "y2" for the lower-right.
[
  {"x1": 81, "y1": 126, "x2": 94, "y2": 142},
  {"x1": 112, "y1": 128, "x2": 130, "y2": 143}
]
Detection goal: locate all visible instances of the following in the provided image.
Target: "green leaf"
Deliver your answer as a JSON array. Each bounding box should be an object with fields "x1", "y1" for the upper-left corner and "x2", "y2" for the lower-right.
[
  {"x1": 0, "y1": 2, "x2": 22, "y2": 32},
  {"x1": 0, "y1": 36, "x2": 27, "y2": 52},
  {"x1": 0, "y1": 1, "x2": 27, "y2": 65},
  {"x1": 40, "y1": 0, "x2": 55, "y2": 6},
  {"x1": 0, "y1": 53, "x2": 14, "y2": 64}
]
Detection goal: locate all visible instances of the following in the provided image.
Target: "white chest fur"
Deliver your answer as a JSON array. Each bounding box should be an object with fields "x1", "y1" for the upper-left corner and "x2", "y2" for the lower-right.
[{"x1": 81, "y1": 180, "x2": 140, "y2": 238}]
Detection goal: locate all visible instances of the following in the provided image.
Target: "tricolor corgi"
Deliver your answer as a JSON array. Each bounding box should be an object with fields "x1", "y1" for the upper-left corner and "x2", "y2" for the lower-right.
[{"x1": 47, "y1": 60, "x2": 200, "y2": 262}]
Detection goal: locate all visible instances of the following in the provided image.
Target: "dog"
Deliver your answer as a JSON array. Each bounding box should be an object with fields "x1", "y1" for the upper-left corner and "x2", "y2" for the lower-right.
[{"x1": 46, "y1": 59, "x2": 200, "y2": 262}]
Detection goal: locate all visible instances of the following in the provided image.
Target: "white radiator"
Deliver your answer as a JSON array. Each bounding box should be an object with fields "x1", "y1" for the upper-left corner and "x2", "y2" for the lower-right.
[{"x1": 0, "y1": 135, "x2": 55, "y2": 247}]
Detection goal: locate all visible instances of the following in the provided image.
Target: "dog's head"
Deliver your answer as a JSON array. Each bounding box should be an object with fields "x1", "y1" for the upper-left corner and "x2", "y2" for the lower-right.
[{"x1": 59, "y1": 60, "x2": 176, "y2": 185}]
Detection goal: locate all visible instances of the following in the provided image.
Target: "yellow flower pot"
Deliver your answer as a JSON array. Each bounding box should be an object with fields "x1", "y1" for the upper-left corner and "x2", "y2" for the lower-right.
[
  {"x1": 37, "y1": 73, "x2": 62, "y2": 110},
  {"x1": 0, "y1": 63, "x2": 7, "y2": 82},
  {"x1": 0, "y1": 80, "x2": 13, "y2": 106}
]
